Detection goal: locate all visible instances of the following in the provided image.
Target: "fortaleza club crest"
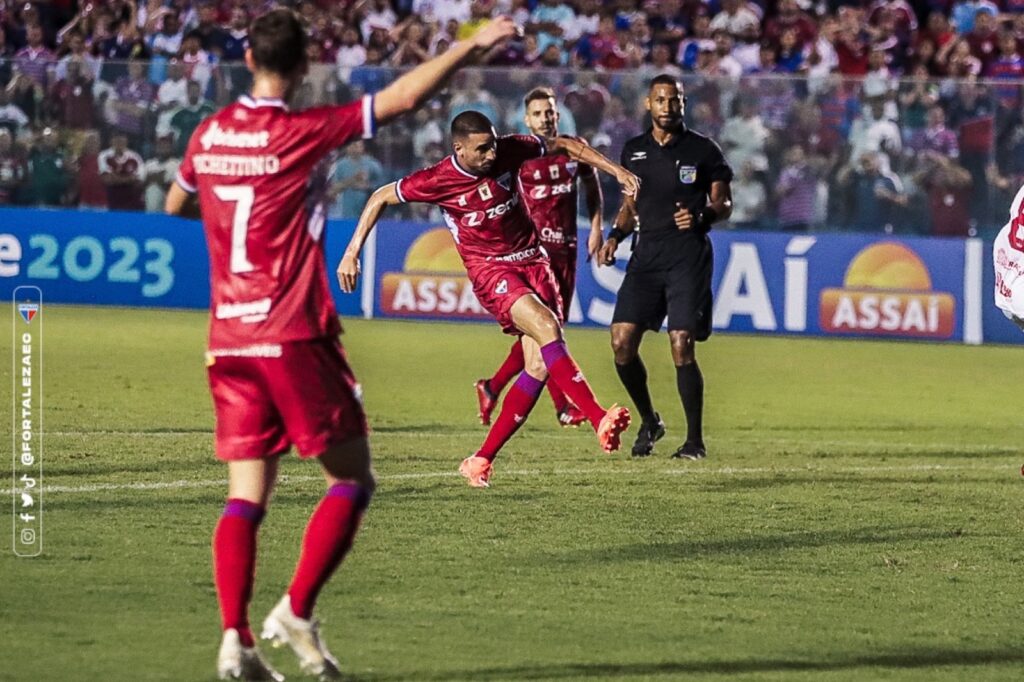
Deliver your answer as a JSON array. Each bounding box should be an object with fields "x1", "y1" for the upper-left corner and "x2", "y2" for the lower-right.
[
  {"x1": 18, "y1": 303, "x2": 39, "y2": 324},
  {"x1": 679, "y1": 165, "x2": 697, "y2": 184}
]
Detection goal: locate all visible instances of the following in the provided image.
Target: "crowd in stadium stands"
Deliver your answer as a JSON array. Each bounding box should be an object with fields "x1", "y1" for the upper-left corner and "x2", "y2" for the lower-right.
[{"x1": 2, "y1": 0, "x2": 1024, "y2": 235}]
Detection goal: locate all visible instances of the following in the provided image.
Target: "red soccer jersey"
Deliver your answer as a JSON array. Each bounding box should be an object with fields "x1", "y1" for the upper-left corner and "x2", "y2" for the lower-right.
[
  {"x1": 395, "y1": 135, "x2": 546, "y2": 264},
  {"x1": 517, "y1": 139, "x2": 596, "y2": 254},
  {"x1": 177, "y1": 93, "x2": 375, "y2": 349}
]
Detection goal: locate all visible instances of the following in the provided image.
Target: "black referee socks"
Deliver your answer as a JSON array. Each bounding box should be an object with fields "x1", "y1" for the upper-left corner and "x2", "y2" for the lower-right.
[
  {"x1": 675, "y1": 362, "x2": 704, "y2": 445},
  {"x1": 614, "y1": 357, "x2": 657, "y2": 426}
]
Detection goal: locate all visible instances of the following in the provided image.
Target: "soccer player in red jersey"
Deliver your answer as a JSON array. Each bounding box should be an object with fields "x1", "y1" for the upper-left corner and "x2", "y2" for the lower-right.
[
  {"x1": 474, "y1": 87, "x2": 605, "y2": 429},
  {"x1": 164, "y1": 9, "x2": 518, "y2": 680},
  {"x1": 338, "y1": 111, "x2": 639, "y2": 489}
]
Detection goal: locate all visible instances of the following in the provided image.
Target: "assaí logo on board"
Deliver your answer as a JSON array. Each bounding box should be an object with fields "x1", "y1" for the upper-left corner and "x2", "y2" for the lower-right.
[
  {"x1": 819, "y1": 242, "x2": 955, "y2": 338},
  {"x1": 379, "y1": 228, "x2": 489, "y2": 319}
]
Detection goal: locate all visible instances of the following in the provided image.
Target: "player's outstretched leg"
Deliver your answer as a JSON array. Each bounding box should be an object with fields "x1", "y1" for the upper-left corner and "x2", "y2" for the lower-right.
[
  {"x1": 475, "y1": 339, "x2": 525, "y2": 425},
  {"x1": 510, "y1": 295, "x2": 631, "y2": 452},
  {"x1": 265, "y1": 437, "x2": 374, "y2": 679},
  {"x1": 547, "y1": 380, "x2": 586, "y2": 427},
  {"x1": 214, "y1": 458, "x2": 282, "y2": 681},
  {"x1": 461, "y1": 371, "x2": 546, "y2": 487}
]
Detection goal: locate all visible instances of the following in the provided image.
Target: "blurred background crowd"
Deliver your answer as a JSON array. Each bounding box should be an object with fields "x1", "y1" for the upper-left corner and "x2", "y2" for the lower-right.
[{"x1": 1, "y1": 0, "x2": 1024, "y2": 236}]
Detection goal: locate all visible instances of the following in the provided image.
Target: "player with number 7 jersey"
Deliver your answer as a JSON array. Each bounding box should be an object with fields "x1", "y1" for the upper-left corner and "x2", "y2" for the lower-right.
[{"x1": 165, "y1": 9, "x2": 521, "y2": 681}]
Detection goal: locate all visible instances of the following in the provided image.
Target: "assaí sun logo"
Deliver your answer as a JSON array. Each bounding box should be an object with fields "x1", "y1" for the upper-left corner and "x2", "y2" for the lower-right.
[{"x1": 818, "y1": 242, "x2": 955, "y2": 338}]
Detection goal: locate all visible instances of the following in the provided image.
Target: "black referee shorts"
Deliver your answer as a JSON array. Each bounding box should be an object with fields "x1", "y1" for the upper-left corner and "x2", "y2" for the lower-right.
[{"x1": 611, "y1": 256, "x2": 713, "y2": 340}]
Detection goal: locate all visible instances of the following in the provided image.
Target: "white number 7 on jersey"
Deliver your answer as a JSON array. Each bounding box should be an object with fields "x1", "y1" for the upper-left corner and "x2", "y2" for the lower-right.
[{"x1": 213, "y1": 185, "x2": 255, "y2": 273}]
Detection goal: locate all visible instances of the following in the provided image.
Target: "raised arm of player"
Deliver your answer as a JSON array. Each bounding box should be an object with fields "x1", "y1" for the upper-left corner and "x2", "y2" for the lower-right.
[
  {"x1": 547, "y1": 136, "x2": 640, "y2": 198},
  {"x1": 599, "y1": 194, "x2": 637, "y2": 266},
  {"x1": 580, "y1": 168, "x2": 604, "y2": 261},
  {"x1": 337, "y1": 182, "x2": 402, "y2": 293},
  {"x1": 373, "y1": 17, "x2": 519, "y2": 125}
]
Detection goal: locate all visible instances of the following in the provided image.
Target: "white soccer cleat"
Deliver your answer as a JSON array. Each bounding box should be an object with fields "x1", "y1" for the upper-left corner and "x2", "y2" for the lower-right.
[
  {"x1": 262, "y1": 595, "x2": 342, "y2": 680},
  {"x1": 217, "y1": 628, "x2": 285, "y2": 681}
]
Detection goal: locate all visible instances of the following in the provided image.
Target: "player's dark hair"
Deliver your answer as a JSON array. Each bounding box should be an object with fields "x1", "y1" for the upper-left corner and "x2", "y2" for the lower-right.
[
  {"x1": 451, "y1": 111, "x2": 494, "y2": 140},
  {"x1": 648, "y1": 74, "x2": 682, "y2": 93},
  {"x1": 248, "y1": 8, "x2": 308, "y2": 77},
  {"x1": 523, "y1": 87, "x2": 556, "y2": 107}
]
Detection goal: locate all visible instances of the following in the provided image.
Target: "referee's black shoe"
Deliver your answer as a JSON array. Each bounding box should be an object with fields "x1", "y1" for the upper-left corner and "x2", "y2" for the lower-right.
[
  {"x1": 631, "y1": 414, "x2": 666, "y2": 457},
  {"x1": 671, "y1": 441, "x2": 707, "y2": 460}
]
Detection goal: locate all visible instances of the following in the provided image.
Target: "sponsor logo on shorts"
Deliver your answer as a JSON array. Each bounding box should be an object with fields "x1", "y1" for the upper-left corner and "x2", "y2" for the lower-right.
[
  {"x1": 208, "y1": 344, "x2": 283, "y2": 358},
  {"x1": 495, "y1": 279, "x2": 508, "y2": 294},
  {"x1": 490, "y1": 247, "x2": 540, "y2": 263},
  {"x1": 679, "y1": 165, "x2": 697, "y2": 184}
]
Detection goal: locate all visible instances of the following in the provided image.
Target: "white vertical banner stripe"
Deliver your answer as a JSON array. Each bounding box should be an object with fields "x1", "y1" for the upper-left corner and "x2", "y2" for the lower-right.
[
  {"x1": 12, "y1": 286, "x2": 42, "y2": 557},
  {"x1": 361, "y1": 229, "x2": 377, "y2": 320},
  {"x1": 963, "y1": 238, "x2": 983, "y2": 345}
]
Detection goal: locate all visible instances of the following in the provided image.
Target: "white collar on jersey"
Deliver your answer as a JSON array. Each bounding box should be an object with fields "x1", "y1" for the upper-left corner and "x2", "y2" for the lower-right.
[
  {"x1": 239, "y1": 94, "x2": 289, "y2": 110},
  {"x1": 450, "y1": 155, "x2": 479, "y2": 178}
]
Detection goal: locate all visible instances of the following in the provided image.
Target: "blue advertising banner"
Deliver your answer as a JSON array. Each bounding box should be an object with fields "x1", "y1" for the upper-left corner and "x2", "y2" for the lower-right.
[
  {"x1": 373, "y1": 222, "x2": 972, "y2": 343},
  {"x1": 0, "y1": 208, "x2": 362, "y2": 317}
]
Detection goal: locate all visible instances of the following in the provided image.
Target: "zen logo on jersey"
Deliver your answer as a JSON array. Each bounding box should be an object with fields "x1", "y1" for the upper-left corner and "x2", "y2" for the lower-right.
[
  {"x1": 199, "y1": 121, "x2": 270, "y2": 151},
  {"x1": 495, "y1": 279, "x2": 509, "y2": 294},
  {"x1": 630, "y1": 151, "x2": 647, "y2": 161},
  {"x1": 462, "y1": 196, "x2": 520, "y2": 227},
  {"x1": 532, "y1": 182, "x2": 573, "y2": 199},
  {"x1": 679, "y1": 165, "x2": 697, "y2": 184}
]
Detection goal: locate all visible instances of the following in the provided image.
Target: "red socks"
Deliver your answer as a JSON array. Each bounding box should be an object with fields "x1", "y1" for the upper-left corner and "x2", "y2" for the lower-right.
[
  {"x1": 476, "y1": 372, "x2": 545, "y2": 461},
  {"x1": 287, "y1": 482, "x2": 371, "y2": 619},
  {"x1": 540, "y1": 340, "x2": 606, "y2": 428},
  {"x1": 213, "y1": 499, "x2": 265, "y2": 647},
  {"x1": 489, "y1": 339, "x2": 525, "y2": 395},
  {"x1": 546, "y1": 379, "x2": 569, "y2": 413}
]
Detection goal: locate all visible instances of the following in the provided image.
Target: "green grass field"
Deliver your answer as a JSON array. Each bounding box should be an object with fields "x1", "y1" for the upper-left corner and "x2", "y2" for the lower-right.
[{"x1": 2, "y1": 305, "x2": 1023, "y2": 681}]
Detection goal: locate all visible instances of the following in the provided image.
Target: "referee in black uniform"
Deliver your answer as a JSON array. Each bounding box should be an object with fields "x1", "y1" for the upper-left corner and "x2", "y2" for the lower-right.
[{"x1": 599, "y1": 74, "x2": 733, "y2": 459}]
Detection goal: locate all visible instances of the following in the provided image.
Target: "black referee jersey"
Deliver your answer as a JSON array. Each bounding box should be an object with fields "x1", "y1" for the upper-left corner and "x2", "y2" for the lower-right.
[{"x1": 620, "y1": 126, "x2": 733, "y2": 271}]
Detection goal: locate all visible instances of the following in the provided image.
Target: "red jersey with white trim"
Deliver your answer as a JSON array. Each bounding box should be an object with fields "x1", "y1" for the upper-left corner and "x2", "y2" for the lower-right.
[
  {"x1": 517, "y1": 137, "x2": 596, "y2": 254},
  {"x1": 177, "y1": 94, "x2": 375, "y2": 349},
  {"x1": 395, "y1": 135, "x2": 546, "y2": 264}
]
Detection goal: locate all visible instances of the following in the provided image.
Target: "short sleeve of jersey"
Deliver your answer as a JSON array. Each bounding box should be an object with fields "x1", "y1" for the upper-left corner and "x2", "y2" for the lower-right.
[
  {"x1": 705, "y1": 139, "x2": 734, "y2": 183},
  {"x1": 300, "y1": 94, "x2": 376, "y2": 151},
  {"x1": 499, "y1": 134, "x2": 546, "y2": 170},
  {"x1": 176, "y1": 124, "x2": 200, "y2": 193},
  {"x1": 395, "y1": 163, "x2": 445, "y2": 203}
]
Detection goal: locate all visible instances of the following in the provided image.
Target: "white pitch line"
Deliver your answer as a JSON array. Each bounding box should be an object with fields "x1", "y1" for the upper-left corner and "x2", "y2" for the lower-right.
[{"x1": 3, "y1": 463, "x2": 1016, "y2": 497}]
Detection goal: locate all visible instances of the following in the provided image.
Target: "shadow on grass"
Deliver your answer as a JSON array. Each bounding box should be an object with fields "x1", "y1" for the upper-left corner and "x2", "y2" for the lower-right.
[
  {"x1": 355, "y1": 647, "x2": 1024, "y2": 681},
  {"x1": 544, "y1": 526, "x2": 958, "y2": 564}
]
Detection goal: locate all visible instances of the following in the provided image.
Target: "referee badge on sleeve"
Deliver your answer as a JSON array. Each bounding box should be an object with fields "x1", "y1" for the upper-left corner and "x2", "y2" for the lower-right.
[{"x1": 679, "y1": 165, "x2": 697, "y2": 184}]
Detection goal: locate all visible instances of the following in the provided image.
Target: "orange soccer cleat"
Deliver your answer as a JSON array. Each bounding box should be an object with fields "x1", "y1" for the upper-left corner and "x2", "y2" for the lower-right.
[
  {"x1": 459, "y1": 456, "x2": 493, "y2": 488},
  {"x1": 596, "y1": 403, "x2": 632, "y2": 453},
  {"x1": 474, "y1": 379, "x2": 498, "y2": 426}
]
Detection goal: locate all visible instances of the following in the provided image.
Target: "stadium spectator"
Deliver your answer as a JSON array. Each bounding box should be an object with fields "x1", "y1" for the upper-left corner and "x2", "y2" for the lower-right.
[
  {"x1": 55, "y1": 31, "x2": 99, "y2": 82},
  {"x1": 764, "y1": 0, "x2": 817, "y2": 50},
  {"x1": 727, "y1": 159, "x2": 768, "y2": 229},
  {"x1": 15, "y1": 24, "x2": 55, "y2": 89},
  {"x1": 148, "y1": 12, "x2": 183, "y2": 58},
  {"x1": 0, "y1": 88, "x2": 30, "y2": 137},
  {"x1": 49, "y1": 56, "x2": 95, "y2": 130},
  {"x1": 0, "y1": 128, "x2": 26, "y2": 205},
  {"x1": 837, "y1": 150, "x2": 906, "y2": 232},
  {"x1": 774, "y1": 145, "x2": 822, "y2": 231},
  {"x1": 719, "y1": 94, "x2": 769, "y2": 173},
  {"x1": 179, "y1": 31, "x2": 213, "y2": 94},
  {"x1": 192, "y1": 0, "x2": 229, "y2": 54},
  {"x1": 169, "y1": 81, "x2": 213, "y2": 155},
  {"x1": 913, "y1": 150, "x2": 973, "y2": 236},
  {"x1": 98, "y1": 131, "x2": 144, "y2": 211},
  {"x1": 220, "y1": 7, "x2": 249, "y2": 62},
  {"x1": 950, "y1": 0, "x2": 998, "y2": 36},
  {"x1": 74, "y1": 131, "x2": 106, "y2": 210},
  {"x1": 109, "y1": 60, "x2": 155, "y2": 147},
  {"x1": 156, "y1": 59, "x2": 189, "y2": 109},
  {"x1": 848, "y1": 97, "x2": 902, "y2": 167},
  {"x1": 27, "y1": 127, "x2": 69, "y2": 206},
  {"x1": 329, "y1": 140, "x2": 386, "y2": 218},
  {"x1": 388, "y1": 17, "x2": 430, "y2": 66},
  {"x1": 143, "y1": 134, "x2": 178, "y2": 213},
  {"x1": 908, "y1": 105, "x2": 960, "y2": 159},
  {"x1": 710, "y1": 0, "x2": 760, "y2": 37}
]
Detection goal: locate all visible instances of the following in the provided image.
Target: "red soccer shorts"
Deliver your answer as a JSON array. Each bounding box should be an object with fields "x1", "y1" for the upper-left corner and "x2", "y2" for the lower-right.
[
  {"x1": 206, "y1": 337, "x2": 368, "y2": 461},
  {"x1": 467, "y1": 256, "x2": 563, "y2": 335},
  {"x1": 546, "y1": 247, "x2": 577, "y2": 313}
]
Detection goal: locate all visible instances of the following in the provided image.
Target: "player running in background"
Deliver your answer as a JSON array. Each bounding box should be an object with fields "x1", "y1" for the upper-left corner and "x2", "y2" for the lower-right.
[
  {"x1": 474, "y1": 87, "x2": 605, "y2": 429},
  {"x1": 994, "y1": 182, "x2": 1024, "y2": 332},
  {"x1": 338, "y1": 111, "x2": 639, "y2": 488},
  {"x1": 164, "y1": 9, "x2": 518, "y2": 680}
]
